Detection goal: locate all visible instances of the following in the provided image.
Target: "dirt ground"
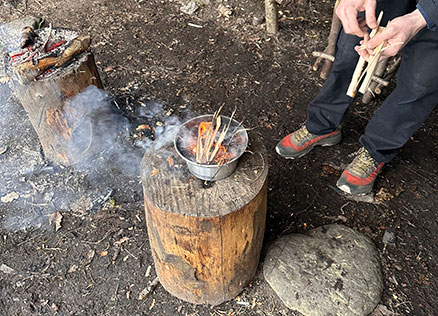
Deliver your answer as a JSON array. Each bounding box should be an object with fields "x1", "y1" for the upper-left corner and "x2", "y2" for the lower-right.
[{"x1": 0, "y1": 0, "x2": 437, "y2": 315}]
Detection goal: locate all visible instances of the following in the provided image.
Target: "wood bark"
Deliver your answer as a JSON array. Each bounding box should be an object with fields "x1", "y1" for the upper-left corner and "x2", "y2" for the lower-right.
[
  {"x1": 11, "y1": 52, "x2": 103, "y2": 165},
  {"x1": 361, "y1": 59, "x2": 388, "y2": 104},
  {"x1": 319, "y1": 9, "x2": 341, "y2": 79},
  {"x1": 265, "y1": 0, "x2": 278, "y2": 35},
  {"x1": 141, "y1": 133, "x2": 268, "y2": 305}
]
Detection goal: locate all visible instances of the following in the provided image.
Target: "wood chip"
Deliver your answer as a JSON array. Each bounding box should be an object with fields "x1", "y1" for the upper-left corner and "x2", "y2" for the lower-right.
[
  {"x1": 1, "y1": 192, "x2": 19, "y2": 203},
  {"x1": 167, "y1": 156, "x2": 174, "y2": 168},
  {"x1": 0, "y1": 263, "x2": 15, "y2": 274},
  {"x1": 48, "y1": 212, "x2": 63, "y2": 231}
]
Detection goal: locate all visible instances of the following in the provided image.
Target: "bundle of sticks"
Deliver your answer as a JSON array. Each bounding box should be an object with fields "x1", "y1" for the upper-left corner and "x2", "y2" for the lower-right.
[
  {"x1": 9, "y1": 25, "x2": 91, "y2": 82},
  {"x1": 194, "y1": 107, "x2": 240, "y2": 165},
  {"x1": 347, "y1": 12, "x2": 389, "y2": 98}
]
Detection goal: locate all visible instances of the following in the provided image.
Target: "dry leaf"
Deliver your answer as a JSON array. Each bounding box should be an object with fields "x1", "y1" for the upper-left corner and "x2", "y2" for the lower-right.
[
  {"x1": 151, "y1": 169, "x2": 159, "y2": 176},
  {"x1": 48, "y1": 212, "x2": 63, "y2": 231},
  {"x1": 100, "y1": 250, "x2": 108, "y2": 257}
]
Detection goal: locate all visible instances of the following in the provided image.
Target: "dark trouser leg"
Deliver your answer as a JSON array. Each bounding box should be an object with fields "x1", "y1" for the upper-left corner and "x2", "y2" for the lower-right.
[
  {"x1": 360, "y1": 28, "x2": 438, "y2": 163},
  {"x1": 305, "y1": 0, "x2": 416, "y2": 136},
  {"x1": 305, "y1": 30, "x2": 359, "y2": 135}
]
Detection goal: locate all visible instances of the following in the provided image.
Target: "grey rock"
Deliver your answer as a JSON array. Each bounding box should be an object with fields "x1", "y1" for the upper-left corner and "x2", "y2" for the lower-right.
[
  {"x1": 382, "y1": 231, "x2": 395, "y2": 246},
  {"x1": 180, "y1": 1, "x2": 200, "y2": 15},
  {"x1": 264, "y1": 224, "x2": 383, "y2": 316}
]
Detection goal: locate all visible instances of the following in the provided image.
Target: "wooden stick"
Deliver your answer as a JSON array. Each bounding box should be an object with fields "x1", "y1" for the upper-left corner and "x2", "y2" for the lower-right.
[
  {"x1": 204, "y1": 116, "x2": 221, "y2": 162},
  {"x1": 346, "y1": 11, "x2": 383, "y2": 98},
  {"x1": 196, "y1": 123, "x2": 203, "y2": 163},
  {"x1": 265, "y1": 0, "x2": 278, "y2": 35},
  {"x1": 358, "y1": 39, "x2": 386, "y2": 94},
  {"x1": 312, "y1": 51, "x2": 335, "y2": 63}
]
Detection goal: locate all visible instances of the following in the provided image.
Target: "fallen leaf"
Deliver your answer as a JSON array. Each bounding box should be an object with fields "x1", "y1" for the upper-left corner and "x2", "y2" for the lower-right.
[
  {"x1": 151, "y1": 169, "x2": 159, "y2": 176},
  {"x1": 100, "y1": 250, "x2": 108, "y2": 257},
  {"x1": 1, "y1": 192, "x2": 20, "y2": 203},
  {"x1": 48, "y1": 212, "x2": 63, "y2": 231},
  {"x1": 0, "y1": 263, "x2": 15, "y2": 274},
  {"x1": 103, "y1": 66, "x2": 114, "y2": 72}
]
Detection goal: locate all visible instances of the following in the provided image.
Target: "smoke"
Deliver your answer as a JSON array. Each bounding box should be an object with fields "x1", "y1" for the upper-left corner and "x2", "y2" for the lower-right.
[
  {"x1": 0, "y1": 19, "x2": 183, "y2": 230},
  {"x1": 0, "y1": 18, "x2": 191, "y2": 231},
  {"x1": 0, "y1": 80, "x2": 184, "y2": 230}
]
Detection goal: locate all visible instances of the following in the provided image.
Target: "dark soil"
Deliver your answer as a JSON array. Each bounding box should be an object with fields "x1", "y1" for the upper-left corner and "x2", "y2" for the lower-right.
[{"x1": 0, "y1": 0, "x2": 437, "y2": 315}]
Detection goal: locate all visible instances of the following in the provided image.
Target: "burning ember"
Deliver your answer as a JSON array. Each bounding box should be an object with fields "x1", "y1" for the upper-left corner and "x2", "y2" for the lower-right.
[
  {"x1": 189, "y1": 121, "x2": 233, "y2": 165},
  {"x1": 174, "y1": 110, "x2": 248, "y2": 181},
  {"x1": 185, "y1": 109, "x2": 245, "y2": 165},
  {"x1": 8, "y1": 25, "x2": 90, "y2": 82}
]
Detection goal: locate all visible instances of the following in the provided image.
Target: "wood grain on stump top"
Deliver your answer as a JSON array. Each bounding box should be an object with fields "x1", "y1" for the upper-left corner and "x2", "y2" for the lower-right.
[{"x1": 141, "y1": 132, "x2": 268, "y2": 217}]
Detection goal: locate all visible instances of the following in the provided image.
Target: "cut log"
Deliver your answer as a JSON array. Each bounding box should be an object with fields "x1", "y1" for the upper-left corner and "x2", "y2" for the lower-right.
[
  {"x1": 7, "y1": 26, "x2": 103, "y2": 165},
  {"x1": 141, "y1": 133, "x2": 268, "y2": 305}
]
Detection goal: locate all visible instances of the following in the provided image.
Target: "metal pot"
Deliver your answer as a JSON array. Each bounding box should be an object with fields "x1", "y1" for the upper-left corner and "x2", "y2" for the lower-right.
[{"x1": 174, "y1": 114, "x2": 248, "y2": 181}]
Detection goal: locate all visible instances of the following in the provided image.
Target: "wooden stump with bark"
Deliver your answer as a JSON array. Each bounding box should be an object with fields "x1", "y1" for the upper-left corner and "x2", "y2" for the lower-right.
[
  {"x1": 141, "y1": 133, "x2": 268, "y2": 305},
  {"x1": 6, "y1": 24, "x2": 103, "y2": 165}
]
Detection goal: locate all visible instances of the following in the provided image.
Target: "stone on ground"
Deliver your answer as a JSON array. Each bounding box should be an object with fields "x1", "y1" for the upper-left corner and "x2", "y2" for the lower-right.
[{"x1": 264, "y1": 224, "x2": 382, "y2": 316}]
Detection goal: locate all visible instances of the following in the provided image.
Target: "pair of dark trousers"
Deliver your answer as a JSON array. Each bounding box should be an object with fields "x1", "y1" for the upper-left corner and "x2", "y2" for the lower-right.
[{"x1": 306, "y1": 2, "x2": 438, "y2": 163}]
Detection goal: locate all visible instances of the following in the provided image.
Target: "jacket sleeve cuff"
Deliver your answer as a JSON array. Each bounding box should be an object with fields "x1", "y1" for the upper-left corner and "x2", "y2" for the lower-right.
[{"x1": 417, "y1": 2, "x2": 438, "y2": 31}]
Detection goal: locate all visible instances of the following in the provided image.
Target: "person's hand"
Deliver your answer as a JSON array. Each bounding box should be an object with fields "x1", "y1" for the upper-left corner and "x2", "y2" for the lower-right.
[
  {"x1": 355, "y1": 9, "x2": 427, "y2": 60},
  {"x1": 336, "y1": 0, "x2": 377, "y2": 37}
]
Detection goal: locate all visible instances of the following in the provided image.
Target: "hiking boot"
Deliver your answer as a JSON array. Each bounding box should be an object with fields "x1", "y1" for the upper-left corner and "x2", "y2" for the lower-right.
[
  {"x1": 336, "y1": 147, "x2": 384, "y2": 195},
  {"x1": 276, "y1": 125, "x2": 342, "y2": 159}
]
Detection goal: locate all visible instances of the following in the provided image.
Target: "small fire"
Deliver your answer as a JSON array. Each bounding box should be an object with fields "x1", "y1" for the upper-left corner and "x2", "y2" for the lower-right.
[{"x1": 190, "y1": 121, "x2": 233, "y2": 165}]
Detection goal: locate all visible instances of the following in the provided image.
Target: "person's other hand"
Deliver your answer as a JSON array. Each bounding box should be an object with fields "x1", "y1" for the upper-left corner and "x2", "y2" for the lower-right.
[
  {"x1": 336, "y1": 0, "x2": 377, "y2": 37},
  {"x1": 355, "y1": 9, "x2": 427, "y2": 60}
]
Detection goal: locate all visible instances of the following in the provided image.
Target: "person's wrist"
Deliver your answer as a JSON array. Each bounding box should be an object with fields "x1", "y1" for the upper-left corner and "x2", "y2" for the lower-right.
[{"x1": 409, "y1": 9, "x2": 427, "y2": 33}]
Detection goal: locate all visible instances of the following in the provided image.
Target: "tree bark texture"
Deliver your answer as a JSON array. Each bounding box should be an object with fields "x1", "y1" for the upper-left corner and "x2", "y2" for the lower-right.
[
  {"x1": 11, "y1": 52, "x2": 103, "y2": 165},
  {"x1": 141, "y1": 133, "x2": 269, "y2": 305}
]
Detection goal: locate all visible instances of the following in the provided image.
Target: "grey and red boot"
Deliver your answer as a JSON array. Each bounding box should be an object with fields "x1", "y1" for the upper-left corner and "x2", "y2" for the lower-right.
[
  {"x1": 276, "y1": 125, "x2": 342, "y2": 159},
  {"x1": 336, "y1": 147, "x2": 384, "y2": 195}
]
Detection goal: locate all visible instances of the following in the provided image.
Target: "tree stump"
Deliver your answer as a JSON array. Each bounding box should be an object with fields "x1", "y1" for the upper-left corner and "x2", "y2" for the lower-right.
[
  {"x1": 141, "y1": 133, "x2": 268, "y2": 305},
  {"x1": 6, "y1": 26, "x2": 103, "y2": 165}
]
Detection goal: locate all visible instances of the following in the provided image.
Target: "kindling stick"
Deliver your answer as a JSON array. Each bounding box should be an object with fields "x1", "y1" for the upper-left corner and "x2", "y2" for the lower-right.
[{"x1": 346, "y1": 11, "x2": 384, "y2": 98}]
